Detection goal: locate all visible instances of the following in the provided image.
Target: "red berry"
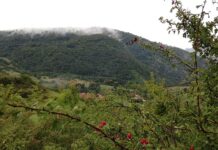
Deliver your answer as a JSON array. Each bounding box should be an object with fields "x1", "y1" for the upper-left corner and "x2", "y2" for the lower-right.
[
  {"x1": 160, "y1": 44, "x2": 164, "y2": 49},
  {"x1": 140, "y1": 138, "x2": 149, "y2": 145},
  {"x1": 127, "y1": 133, "x2": 132, "y2": 140},
  {"x1": 98, "y1": 121, "x2": 107, "y2": 128}
]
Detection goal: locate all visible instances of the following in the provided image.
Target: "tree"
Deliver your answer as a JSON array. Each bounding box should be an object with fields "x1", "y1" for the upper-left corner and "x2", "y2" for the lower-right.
[{"x1": 157, "y1": 0, "x2": 218, "y2": 148}]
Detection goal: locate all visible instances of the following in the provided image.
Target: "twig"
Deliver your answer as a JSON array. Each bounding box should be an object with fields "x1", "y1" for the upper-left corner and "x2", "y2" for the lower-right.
[{"x1": 7, "y1": 103, "x2": 128, "y2": 150}]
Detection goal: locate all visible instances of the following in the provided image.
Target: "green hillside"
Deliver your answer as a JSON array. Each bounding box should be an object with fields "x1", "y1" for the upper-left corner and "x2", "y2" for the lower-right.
[
  {"x1": 119, "y1": 31, "x2": 190, "y2": 85},
  {"x1": 0, "y1": 29, "x2": 192, "y2": 85},
  {"x1": 0, "y1": 57, "x2": 20, "y2": 72}
]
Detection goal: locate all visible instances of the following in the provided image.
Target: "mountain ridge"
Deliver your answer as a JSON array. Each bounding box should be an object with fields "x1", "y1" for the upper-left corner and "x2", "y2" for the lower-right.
[{"x1": 0, "y1": 28, "x2": 192, "y2": 85}]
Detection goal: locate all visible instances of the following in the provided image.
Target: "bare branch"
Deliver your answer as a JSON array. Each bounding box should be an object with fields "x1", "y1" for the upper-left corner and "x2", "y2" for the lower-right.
[{"x1": 7, "y1": 103, "x2": 128, "y2": 150}]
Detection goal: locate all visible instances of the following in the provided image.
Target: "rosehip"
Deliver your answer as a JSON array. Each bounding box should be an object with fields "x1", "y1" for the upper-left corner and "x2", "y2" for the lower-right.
[
  {"x1": 160, "y1": 44, "x2": 164, "y2": 49},
  {"x1": 98, "y1": 121, "x2": 107, "y2": 128},
  {"x1": 127, "y1": 133, "x2": 132, "y2": 140},
  {"x1": 140, "y1": 138, "x2": 149, "y2": 145}
]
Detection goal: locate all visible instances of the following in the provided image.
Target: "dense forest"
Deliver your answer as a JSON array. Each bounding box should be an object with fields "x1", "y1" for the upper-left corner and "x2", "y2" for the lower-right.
[
  {"x1": 0, "y1": 0, "x2": 217, "y2": 150},
  {"x1": 0, "y1": 29, "x2": 194, "y2": 85}
]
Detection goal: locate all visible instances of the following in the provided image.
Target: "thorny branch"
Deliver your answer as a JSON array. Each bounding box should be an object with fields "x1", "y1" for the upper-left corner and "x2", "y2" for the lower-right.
[{"x1": 7, "y1": 103, "x2": 128, "y2": 150}]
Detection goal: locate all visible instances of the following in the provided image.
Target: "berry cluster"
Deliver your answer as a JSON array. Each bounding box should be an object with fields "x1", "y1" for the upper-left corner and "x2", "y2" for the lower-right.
[{"x1": 126, "y1": 37, "x2": 139, "y2": 45}]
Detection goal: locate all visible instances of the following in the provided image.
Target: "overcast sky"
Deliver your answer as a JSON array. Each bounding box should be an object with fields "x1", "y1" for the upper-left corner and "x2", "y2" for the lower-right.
[{"x1": 0, "y1": 0, "x2": 217, "y2": 49}]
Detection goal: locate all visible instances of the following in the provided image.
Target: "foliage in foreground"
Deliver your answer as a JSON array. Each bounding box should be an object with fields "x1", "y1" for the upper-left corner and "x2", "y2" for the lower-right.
[{"x1": 0, "y1": 72, "x2": 217, "y2": 150}]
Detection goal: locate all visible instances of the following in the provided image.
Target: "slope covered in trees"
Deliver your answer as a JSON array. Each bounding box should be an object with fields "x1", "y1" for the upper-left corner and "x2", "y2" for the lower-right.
[{"x1": 0, "y1": 29, "x2": 192, "y2": 85}]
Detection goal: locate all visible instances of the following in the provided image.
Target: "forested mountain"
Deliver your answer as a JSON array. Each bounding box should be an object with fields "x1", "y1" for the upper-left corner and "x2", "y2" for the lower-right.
[{"x1": 0, "y1": 28, "x2": 192, "y2": 85}]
